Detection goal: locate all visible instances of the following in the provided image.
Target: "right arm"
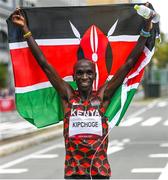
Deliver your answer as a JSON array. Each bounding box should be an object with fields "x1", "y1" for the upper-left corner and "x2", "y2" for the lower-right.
[{"x1": 11, "y1": 9, "x2": 74, "y2": 101}]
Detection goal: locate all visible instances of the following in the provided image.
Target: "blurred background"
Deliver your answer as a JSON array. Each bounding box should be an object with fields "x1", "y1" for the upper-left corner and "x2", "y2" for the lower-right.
[
  {"x1": 0, "y1": 0, "x2": 168, "y2": 111},
  {"x1": 0, "y1": 0, "x2": 168, "y2": 179}
]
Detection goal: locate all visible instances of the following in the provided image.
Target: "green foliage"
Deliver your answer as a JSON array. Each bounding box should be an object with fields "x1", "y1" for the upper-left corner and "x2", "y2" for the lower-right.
[
  {"x1": 0, "y1": 63, "x2": 8, "y2": 88},
  {"x1": 153, "y1": 33, "x2": 168, "y2": 68}
]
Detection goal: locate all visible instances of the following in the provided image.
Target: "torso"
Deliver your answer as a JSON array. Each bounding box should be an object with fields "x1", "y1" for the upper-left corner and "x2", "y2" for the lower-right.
[{"x1": 63, "y1": 91, "x2": 111, "y2": 177}]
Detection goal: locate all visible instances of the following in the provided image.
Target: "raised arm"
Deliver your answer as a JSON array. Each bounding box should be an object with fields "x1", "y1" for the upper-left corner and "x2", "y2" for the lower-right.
[
  {"x1": 102, "y1": 8, "x2": 154, "y2": 101},
  {"x1": 11, "y1": 8, "x2": 74, "y2": 101}
]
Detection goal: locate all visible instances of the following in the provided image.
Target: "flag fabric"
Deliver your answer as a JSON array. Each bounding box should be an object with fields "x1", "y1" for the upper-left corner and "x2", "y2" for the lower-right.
[{"x1": 7, "y1": 3, "x2": 158, "y2": 128}]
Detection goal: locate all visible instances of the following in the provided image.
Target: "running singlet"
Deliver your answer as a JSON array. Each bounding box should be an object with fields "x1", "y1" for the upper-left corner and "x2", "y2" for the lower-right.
[{"x1": 64, "y1": 92, "x2": 111, "y2": 177}]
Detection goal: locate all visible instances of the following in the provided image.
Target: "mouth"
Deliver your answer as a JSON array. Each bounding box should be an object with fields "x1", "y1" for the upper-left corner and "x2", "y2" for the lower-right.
[
  {"x1": 81, "y1": 82, "x2": 90, "y2": 87},
  {"x1": 78, "y1": 79, "x2": 93, "y2": 88}
]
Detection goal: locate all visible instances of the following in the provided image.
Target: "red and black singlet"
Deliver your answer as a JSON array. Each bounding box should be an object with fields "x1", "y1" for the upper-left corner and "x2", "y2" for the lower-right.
[{"x1": 63, "y1": 92, "x2": 111, "y2": 177}]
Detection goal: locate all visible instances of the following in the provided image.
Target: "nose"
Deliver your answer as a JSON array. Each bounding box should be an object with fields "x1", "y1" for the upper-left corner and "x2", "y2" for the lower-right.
[{"x1": 82, "y1": 73, "x2": 88, "y2": 79}]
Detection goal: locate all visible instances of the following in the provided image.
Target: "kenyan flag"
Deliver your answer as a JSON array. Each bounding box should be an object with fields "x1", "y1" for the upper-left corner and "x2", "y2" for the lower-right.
[{"x1": 7, "y1": 3, "x2": 158, "y2": 128}]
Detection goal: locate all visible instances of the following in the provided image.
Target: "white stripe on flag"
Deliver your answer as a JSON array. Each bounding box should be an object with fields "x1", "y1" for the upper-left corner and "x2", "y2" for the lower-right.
[
  {"x1": 109, "y1": 46, "x2": 154, "y2": 129},
  {"x1": 108, "y1": 82, "x2": 140, "y2": 129},
  {"x1": 126, "y1": 83, "x2": 139, "y2": 91},
  {"x1": 9, "y1": 39, "x2": 80, "y2": 49},
  {"x1": 108, "y1": 83, "x2": 127, "y2": 129},
  {"x1": 9, "y1": 35, "x2": 140, "y2": 50},
  {"x1": 15, "y1": 77, "x2": 138, "y2": 94},
  {"x1": 15, "y1": 81, "x2": 52, "y2": 93},
  {"x1": 15, "y1": 76, "x2": 73, "y2": 93},
  {"x1": 124, "y1": 47, "x2": 155, "y2": 82},
  {"x1": 108, "y1": 35, "x2": 139, "y2": 42}
]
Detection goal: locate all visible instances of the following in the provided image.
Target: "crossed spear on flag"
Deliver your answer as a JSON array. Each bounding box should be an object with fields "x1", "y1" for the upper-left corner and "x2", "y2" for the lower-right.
[{"x1": 69, "y1": 20, "x2": 118, "y2": 90}]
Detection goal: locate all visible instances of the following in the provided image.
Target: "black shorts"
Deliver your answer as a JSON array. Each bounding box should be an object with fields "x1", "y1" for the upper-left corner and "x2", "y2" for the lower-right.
[{"x1": 64, "y1": 175, "x2": 110, "y2": 179}]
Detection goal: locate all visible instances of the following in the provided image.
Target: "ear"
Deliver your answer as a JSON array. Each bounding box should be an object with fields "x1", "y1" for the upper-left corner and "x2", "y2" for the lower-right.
[{"x1": 73, "y1": 74, "x2": 76, "y2": 81}]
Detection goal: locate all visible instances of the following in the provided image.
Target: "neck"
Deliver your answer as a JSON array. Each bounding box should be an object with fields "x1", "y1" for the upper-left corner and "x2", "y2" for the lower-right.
[{"x1": 78, "y1": 88, "x2": 92, "y2": 101}]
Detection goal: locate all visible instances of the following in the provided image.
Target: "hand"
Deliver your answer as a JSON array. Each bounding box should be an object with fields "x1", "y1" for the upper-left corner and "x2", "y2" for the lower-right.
[
  {"x1": 12, "y1": 8, "x2": 27, "y2": 28},
  {"x1": 144, "y1": 2, "x2": 154, "y2": 31}
]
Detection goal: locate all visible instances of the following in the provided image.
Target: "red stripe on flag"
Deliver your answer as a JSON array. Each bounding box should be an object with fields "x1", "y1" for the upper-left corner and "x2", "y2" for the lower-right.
[
  {"x1": 110, "y1": 41, "x2": 137, "y2": 75},
  {"x1": 10, "y1": 41, "x2": 146, "y2": 88},
  {"x1": 110, "y1": 41, "x2": 146, "y2": 86},
  {"x1": 127, "y1": 69, "x2": 144, "y2": 86},
  {"x1": 127, "y1": 48, "x2": 146, "y2": 85},
  {"x1": 10, "y1": 45, "x2": 78, "y2": 87}
]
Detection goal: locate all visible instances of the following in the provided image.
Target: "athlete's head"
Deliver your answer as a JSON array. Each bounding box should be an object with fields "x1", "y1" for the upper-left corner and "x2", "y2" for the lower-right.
[{"x1": 73, "y1": 59, "x2": 96, "y2": 91}]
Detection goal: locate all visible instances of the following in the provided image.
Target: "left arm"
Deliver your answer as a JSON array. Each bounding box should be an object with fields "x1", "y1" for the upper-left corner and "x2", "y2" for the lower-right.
[{"x1": 102, "y1": 15, "x2": 153, "y2": 101}]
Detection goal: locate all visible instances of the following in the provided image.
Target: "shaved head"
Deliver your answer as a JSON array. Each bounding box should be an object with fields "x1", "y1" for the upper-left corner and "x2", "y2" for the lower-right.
[{"x1": 73, "y1": 59, "x2": 95, "y2": 74}]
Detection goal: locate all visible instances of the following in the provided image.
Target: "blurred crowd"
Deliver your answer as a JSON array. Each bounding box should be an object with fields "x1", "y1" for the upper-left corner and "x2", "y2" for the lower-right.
[
  {"x1": 0, "y1": 88, "x2": 14, "y2": 98},
  {"x1": 0, "y1": 88, "x2": 15, "y2": 112}
]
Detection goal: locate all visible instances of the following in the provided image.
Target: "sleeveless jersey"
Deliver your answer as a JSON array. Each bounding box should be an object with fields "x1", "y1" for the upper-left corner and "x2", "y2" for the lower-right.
[{"x1": 63, "y1": 92, "x2": 111, "y2": 177}]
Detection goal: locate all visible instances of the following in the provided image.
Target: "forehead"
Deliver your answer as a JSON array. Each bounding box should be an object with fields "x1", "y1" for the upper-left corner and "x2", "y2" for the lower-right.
[{"x1": 74, "y1": 60, "x2": 95, "y2": 71}]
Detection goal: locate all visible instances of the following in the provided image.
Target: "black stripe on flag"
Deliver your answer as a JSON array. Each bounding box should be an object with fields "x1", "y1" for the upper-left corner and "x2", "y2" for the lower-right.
[{"x1": 7, "y1": 3, "x2": 159, "y2": 50}]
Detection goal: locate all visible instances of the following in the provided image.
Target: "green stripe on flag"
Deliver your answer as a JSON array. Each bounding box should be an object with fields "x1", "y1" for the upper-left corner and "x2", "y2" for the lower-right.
[
  {"x1": 105, "y1": 86, "x2": 122, "y2": 121},
  {"x1": 116, "y1": 88, "x2": 137, "y2": 126},
  {"x1": 15, "y1": 81, "x2": 77, "y2": 128},
  {"x1": 105, "y1": 86, "x2": 137, "y2": 126}
]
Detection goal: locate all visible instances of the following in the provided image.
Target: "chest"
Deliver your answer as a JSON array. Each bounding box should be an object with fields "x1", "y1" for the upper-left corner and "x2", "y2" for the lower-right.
[{"x1": 64, "y1": 97, "x2": 108, "y2": 139}]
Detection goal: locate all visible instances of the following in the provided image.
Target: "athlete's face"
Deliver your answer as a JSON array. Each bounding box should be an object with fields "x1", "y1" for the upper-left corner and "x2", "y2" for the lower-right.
[{"x1": 73, "y1": 59, "x2": 96, "y2": 91}]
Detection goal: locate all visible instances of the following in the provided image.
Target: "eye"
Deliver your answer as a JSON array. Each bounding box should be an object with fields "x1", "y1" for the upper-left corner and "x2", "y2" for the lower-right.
[
  {"x1": 87, "y1": 70, "x2": 93, "y2": 75},
  {"x1": 76, "y1": 70, "x2": 83, "y2": 76}
]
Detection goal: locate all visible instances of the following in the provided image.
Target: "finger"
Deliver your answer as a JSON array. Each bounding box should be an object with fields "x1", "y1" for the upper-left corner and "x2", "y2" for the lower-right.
[
  {"x1": 16, "y1": 8, "x2": 22, "y2": 15},
  {"x1": 11, "y1": 9, "x2": 19, "y2": 16},
  {"x1": 145, "y1": 2, "x2": 149, "y2": 7},
  {"x1": 12, "y1": 15, "x2": 22, "y2": 22},
  {"x1": 12, "y1": 14, "x2": 20, "y2": 18},
  {"x1": 16, "y1": 7, "x2": 21, "y2": 10},
  {"x1": 13, "y1": 7, "x2": 22, "y2": 17}
]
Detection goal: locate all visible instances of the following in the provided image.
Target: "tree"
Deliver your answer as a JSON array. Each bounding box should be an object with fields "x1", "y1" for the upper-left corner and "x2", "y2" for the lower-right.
[
  {"x1": 153, "y1": 33, "x2": 168, "y2": 68},
  {"x1": 0, "y1": 63, "x2": 8, "y2": 89}
]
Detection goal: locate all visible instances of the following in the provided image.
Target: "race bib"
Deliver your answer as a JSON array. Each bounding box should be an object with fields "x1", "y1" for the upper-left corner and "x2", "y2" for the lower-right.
[{"x1": 69, "y1": 116, "x2": 102, "y2": 138}]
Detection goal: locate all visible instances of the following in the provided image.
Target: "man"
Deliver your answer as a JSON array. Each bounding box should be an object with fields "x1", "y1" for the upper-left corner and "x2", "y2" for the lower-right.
[{"x1": 11, "y1": 4, "x2": 154, "y2": 179}]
